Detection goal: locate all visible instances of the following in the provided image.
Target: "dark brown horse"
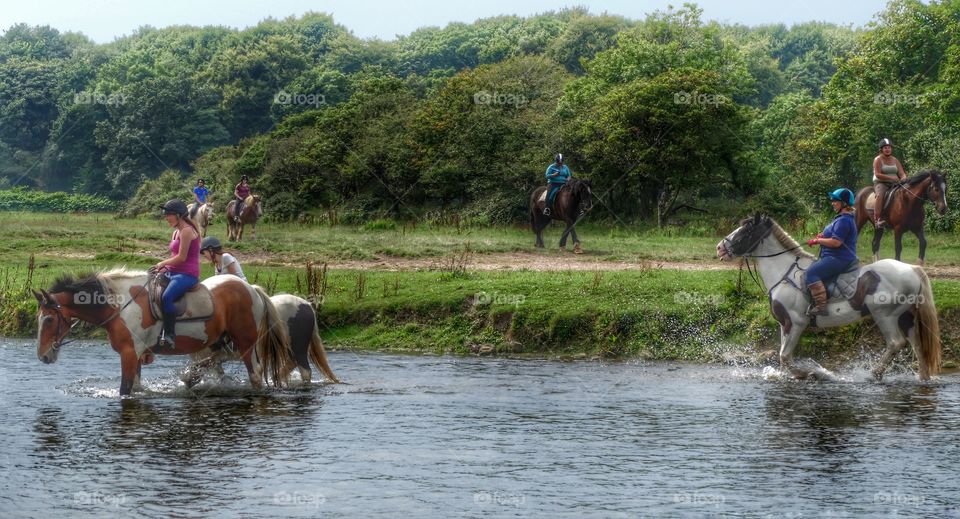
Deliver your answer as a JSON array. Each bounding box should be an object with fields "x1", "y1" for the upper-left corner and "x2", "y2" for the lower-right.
[
  {"x1": 855, "y1": 170, "x2": 948, "y2": 264},
  {"x1": 226, "y1": 194, "x2": 262, "y2": 241},
  {"x1": 530, "y1": 179, "x2": 593, "y2": 253}
]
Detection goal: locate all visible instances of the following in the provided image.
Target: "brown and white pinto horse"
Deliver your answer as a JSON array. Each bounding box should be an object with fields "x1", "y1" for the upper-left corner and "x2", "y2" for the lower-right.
[
  {"x1": 855, "y1": 170, "x2": 948, "y2": 264},
  {"x1": 34, "y1": 268, "x2": 294, "y2": 396},
  {"x1": 226, "y1": 195, "x2": 262, "y2": 241}
]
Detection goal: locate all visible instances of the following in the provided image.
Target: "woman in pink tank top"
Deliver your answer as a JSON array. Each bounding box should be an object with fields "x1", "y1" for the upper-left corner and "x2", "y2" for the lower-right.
[{"x1": 153, "y1": 199, "x2": 201, "y2": 350}]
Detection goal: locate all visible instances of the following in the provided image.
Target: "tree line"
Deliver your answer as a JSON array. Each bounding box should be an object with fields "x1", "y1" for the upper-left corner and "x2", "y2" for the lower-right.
[{"x1": 1, "y1": 2, "x2": 957, "y2": 228}]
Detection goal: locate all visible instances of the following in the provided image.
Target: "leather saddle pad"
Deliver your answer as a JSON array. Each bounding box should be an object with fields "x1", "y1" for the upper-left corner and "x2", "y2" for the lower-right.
[{"x1": 149, "y1": 275, "x2": 215, "y2": 322}]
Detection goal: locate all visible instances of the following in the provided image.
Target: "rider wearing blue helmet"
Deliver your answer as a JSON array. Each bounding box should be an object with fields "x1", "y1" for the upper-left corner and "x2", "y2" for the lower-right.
[{"x1": 804, "y1": 188, "x2": 859, "y2": 316}]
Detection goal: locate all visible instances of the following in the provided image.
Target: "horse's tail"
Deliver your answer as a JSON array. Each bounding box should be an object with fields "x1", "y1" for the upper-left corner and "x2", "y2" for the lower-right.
[
  {"x1": 252, "y1": 284, "x2": 296, "y2": 386},
  {"x1": 307, "y1": 319, "x2": 339, "y2": 383},
  {"x1": 913, "y1": 266, "x2": 941, "y2": 377}
]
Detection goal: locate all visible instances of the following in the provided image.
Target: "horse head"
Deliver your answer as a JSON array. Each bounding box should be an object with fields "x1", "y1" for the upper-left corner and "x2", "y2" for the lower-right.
[
  {"x1": 203, "y1": 204, "x2": 215, "y2": 225},
  {"x1": 252, "y1": 195, "x2": 263, "y2": 217},
  {"x1": 571, "y1": 179, "x2": 593, "y2": 212},
  {"x1": 33, "y1": 289, "x2": 72, "y2": 364},
  {"x1": 924, "y1": 170, "x2": 948, "y2": 215},
  {"x1": 717, "y1": 213, "x2": 774, "y2": 260}
]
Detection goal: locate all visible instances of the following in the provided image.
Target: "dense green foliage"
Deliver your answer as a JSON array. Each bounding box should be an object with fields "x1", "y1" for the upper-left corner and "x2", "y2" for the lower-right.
[
  {"x1": 1, "y1": 2, "x2": 958, "y2": 227},
  {"x1": 0, "y1": 187, "x2": 115, "y2": 212}
]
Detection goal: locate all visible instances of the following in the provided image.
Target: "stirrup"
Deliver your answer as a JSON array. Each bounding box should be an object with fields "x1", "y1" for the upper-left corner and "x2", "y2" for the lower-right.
[
  {"x1": 543, "y1": 207, "x2": 551, "y2": 216},
  {"x1": 806, "y1": 303, "x2": 827, "y2": 317},
  {"x1": 154, "y1": 335, "x2": 175, "y2": 351}
]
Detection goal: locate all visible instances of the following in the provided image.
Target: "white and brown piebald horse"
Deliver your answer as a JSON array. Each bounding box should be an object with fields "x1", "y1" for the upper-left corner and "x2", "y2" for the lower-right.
[
  {"x1": 717, "y1": 215, "x2": 941, "y2": 381},
  {"x1": 182, "y1": 293, "x2": 339, "y2": 386},
  {"x1": 187, "y1": 202, "x2": 215, "y2": 237},
  {"x1": 34, "y1": 268, "x2": 295, "y2": 395}
]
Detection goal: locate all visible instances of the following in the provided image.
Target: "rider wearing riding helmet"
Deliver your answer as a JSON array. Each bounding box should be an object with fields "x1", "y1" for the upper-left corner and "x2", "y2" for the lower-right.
[
  {"x1": 190, "y1": 178, "x2": 210, "y2": 219},
  {"x1": 233, "y1": 175, "x2": 251, "y2": 222},
  {"x1": 872, "y1": 137, "x2": 907, "y2": 228},
  {"x1": 804, "y1": 188, "x2": 859, "y2": 316},
  {"x1": 153, "y1": 199, "x2": 201, "y2": 350},
  {"x1": 200, "y1": 236, "x2": 246, "y2": 281},
  {"x1": 544, "y1": 153, "x2": 571, "y2": 216}
]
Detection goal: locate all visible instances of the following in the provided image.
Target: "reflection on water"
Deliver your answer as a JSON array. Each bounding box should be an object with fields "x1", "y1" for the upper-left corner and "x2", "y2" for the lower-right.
[{"x1": 2, "y1": 339, "x2": 960, "y2": 518}]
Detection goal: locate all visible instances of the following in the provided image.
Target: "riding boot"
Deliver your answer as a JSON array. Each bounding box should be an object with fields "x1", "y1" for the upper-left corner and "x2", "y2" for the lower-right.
[
  {"x1": 156, "y1": 313, "x2": 177, "y2": 350},
  {"x1": 806, "y1": 281, "x2": 828, "y2": 317}
]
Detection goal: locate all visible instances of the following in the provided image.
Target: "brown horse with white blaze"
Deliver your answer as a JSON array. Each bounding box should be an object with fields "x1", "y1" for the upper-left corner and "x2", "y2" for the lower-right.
[
  {"x1": 34, "y1": 268, "x2": 294, "y2": 396},
  {"x1": 226, "y1": 195, "x2": 262, "y2": 241},
  {"x1": 855, "y1": 170, "x2": 948, "y2": 264}
]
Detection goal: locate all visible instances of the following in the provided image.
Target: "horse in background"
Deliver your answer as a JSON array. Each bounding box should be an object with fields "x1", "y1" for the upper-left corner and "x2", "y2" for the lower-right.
[
  {"x1": 226, "y1": 195, "x2": 262, "y2": 241},
  {"x1": 855, "y1": 170, "x2": 948, "y2": 264},
  {"x1": 529, "y1": 179, "x2": 593, "y2": 253},
  {"x1": 188, "y1": 203, "x2": 215, "y2": 237}
]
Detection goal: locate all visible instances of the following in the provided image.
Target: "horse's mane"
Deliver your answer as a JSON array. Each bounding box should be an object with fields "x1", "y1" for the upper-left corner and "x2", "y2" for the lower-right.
[
  {"x1": 904, "y1": 169, "x2": 944, "y2": 187},
  {"x1": 244, "y1": 195, "x2": 259, "y2": 204},
  {"x1": 768, "y1": 219, "x2": 816, "y2": 259},
  {"x1": 50, "y1": 267, "x2": 147, "y2": 309}
]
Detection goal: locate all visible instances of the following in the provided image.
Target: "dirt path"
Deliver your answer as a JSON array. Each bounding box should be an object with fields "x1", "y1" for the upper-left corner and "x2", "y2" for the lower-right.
[
  {"x1": 242, "y1": 251, "x2": 960, "y2": 278},
  {"x1": 51, "y1": 249, "x2": 960, "y2": 278}
]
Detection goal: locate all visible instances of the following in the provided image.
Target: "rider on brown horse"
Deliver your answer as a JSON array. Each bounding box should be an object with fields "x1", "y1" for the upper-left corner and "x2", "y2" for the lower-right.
[
  {"x1": 872, "y1": 137, "x2": 907, "y2": 227},
  {"x1": 543, "y1": 154, "x2": 571, "y2": 216},
  {"x1": 233, "y1": 175, "x2": 251, "y2": 222}
]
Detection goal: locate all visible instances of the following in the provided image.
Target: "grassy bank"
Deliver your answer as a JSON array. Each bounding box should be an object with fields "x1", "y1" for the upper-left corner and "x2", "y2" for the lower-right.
[{"x1": 2, "y1": 212, "x2": 959, "y2": 366}]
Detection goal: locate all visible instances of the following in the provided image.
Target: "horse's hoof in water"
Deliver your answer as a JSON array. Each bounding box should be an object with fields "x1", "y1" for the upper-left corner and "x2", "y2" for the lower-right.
[
  {"x1": 872, "y1": 369, "x2": 884, "y2": 382},
  {"x1": 573, "y1": 244, "x2": 583, "y2": 254}
]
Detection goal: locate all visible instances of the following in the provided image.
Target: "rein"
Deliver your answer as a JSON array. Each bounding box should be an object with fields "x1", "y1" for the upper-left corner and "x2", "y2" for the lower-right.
[
  {"x1": 725, "y1": 235, "x2": 802, "y2": 294},
  {"x1": 46, "y1": 274, "x2": 152, "y2": 352}
]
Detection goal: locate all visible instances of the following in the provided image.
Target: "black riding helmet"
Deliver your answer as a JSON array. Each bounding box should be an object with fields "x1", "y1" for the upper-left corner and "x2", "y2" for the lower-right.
[
  {"x1": 878, "y1": 137, "x2": 894, "y2": 150},
  {"x1": 200, "y1": 236, "x2": 222, "y2": 253},
  {"x1": 197, "y1": 178, "x2": 205, "y2": 184},
  {"x1": 159, "y1": 199, "x2": 188, "y2": 216},
  {"x1": 240, "y1": 175, "x2": 249, "y2": 182},
  {"x1": 554, "y1": 153, "x2": 563, "y2": 163}
]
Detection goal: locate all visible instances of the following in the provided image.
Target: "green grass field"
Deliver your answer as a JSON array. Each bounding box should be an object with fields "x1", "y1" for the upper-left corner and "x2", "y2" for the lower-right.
[{"x1": 1, "y1": 212, "x2": 958, "y2": 365}]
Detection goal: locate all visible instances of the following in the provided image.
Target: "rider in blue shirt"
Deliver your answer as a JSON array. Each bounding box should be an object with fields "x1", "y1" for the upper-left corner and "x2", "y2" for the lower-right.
[
  {"x1": 543, "y1": 154, "x2": 571, "y2": 216},
  {"x1": 191, "y1": 178, "x2": 210, "y2": 219},
  {"x1": 805, "y1": 188, "x2": 859, "y2": 316}
]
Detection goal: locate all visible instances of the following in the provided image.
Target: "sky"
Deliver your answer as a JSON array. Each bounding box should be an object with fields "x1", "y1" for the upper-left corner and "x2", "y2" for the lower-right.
[{"x1": 1, "y1": 0, "x2": 891, "y2": 42}]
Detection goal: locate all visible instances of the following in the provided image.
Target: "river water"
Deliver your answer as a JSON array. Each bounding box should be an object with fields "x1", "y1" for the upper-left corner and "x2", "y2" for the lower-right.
[{"x1": 1, "y1": 338, "x2": 959, "y2": 518}]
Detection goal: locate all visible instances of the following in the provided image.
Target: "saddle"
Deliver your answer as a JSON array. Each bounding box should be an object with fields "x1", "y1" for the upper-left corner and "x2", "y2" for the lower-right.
[
  {"x1": 538, "y1": 184, "x2": 567, "y2": 204},
  {"x1": 149, "y1": 274, "x2": 215, "y2": 322},
  {"x1": 804, "y1": 260, "x2": 861, "y2": 302}
]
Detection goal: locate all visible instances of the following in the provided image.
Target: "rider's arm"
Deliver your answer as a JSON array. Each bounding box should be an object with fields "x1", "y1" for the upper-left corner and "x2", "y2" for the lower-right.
[
  {"x1": 546, "y1": 165, "x2": 557, "y2": 179},
  {"x1": 815, "y1": 237, "x2": 843, "y2": 248},
  {"x1": 225, "y1": 261, "x2": 240, "y2": 275},
  {"x1": 896, "y1": 158, "x2": 907, "y2": 181}
]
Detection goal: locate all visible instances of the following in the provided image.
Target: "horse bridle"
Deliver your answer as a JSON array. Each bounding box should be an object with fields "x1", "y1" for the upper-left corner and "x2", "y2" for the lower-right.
[
  {"x1": 41, "y1": 275, "x2": 151, "y2": 352},
  {"x1": 723, "y1": 228, "x2": 802, "y2": 293}
]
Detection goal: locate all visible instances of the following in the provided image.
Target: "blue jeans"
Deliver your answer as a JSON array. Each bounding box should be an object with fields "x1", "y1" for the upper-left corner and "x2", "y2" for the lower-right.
[
  {"x1": 807, "y1": 256, "x2": 856, "y2": 286},
  {"x1": 162, "y1": 273, "x2": 199, "y2": 315},
  {"x1": 547, "y1": 182, "x2": 565, "y2": 205}
]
